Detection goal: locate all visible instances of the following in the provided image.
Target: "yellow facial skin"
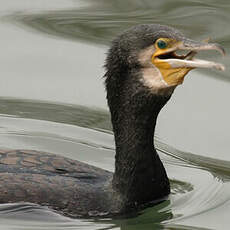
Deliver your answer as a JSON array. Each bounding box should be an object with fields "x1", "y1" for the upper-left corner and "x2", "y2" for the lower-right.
[{"x1": 152, "y1": 38, "x2": 192, "y2": 86}]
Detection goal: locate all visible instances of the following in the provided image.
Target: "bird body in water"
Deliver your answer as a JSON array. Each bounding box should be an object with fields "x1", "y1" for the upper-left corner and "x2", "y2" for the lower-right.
[{"x1": 0, "y1": 24, "x2": 225, "y2": 217}]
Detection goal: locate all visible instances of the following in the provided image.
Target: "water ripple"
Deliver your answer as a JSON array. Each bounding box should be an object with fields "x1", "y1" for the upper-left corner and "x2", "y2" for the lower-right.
[
  {"x1": 0, "y1": 101, "x2": 230, "y2": 229},
  {"x1": 3, "y1": 0, "x2": 230, "y2": 83}
]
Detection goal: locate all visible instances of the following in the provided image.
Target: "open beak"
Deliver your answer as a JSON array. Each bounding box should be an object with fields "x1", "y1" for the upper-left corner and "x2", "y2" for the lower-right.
[{"x1": 152, "y1": 38, "x2": 226, "y2": 86}]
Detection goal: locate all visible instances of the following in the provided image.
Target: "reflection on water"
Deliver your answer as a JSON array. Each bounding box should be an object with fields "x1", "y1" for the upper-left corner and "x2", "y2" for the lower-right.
[
  {"x1": 5, "y1": 0, "x2": 230, "y2": 84},
  {"x1": 0, "y1": 98, "x2": 111, "y2": 130},
  {"x1": 0, "y1": 0, "x2": 230, "y2": 229},
  {"x1": 7, "y1": 0, "x2": 230, "y2": 45}
]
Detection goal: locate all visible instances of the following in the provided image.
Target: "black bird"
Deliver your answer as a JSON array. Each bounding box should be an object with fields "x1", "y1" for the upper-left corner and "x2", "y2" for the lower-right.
[{"x1": 0, "y1": 24, "x2": 225, "y2": 217}]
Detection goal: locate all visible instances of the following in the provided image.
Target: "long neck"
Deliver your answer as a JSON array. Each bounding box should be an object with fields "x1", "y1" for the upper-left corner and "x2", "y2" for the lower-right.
[{"x1": 107, "y1": 76, "x2": 171, "y2": 210}]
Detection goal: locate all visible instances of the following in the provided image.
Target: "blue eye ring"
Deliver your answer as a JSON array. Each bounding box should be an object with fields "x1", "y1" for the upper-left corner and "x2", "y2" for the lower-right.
[{"x1": 157, "y1": 40, "x2": 167, "y2": 49}]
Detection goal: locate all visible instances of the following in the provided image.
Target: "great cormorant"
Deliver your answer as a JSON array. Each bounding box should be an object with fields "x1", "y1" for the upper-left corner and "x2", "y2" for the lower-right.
[{"x1": 0, "y1": 24, "x2": 225, "y2": 217}]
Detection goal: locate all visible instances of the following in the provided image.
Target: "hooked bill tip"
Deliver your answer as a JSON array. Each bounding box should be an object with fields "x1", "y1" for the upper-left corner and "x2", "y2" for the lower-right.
[
  {"x1": 213, "y1": 43, "x2": 226, "y2": 56},
  {"x1": 217, "y1": 63, "x2": 225, "y2": 71},
  {"x1": 182, "y1": 39, "x2": 226, "y2": 56}
]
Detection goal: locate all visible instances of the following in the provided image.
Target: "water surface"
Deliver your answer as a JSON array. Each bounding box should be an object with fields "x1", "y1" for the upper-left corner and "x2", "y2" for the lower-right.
[{"x1": 0, "y1": 0, "x2": 230, "y2": 229}]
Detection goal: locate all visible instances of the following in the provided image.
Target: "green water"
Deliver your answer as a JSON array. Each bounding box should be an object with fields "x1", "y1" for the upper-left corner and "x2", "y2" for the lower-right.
[{"x1": 0, "y1": 0, "x2": 230, "y2": 229}]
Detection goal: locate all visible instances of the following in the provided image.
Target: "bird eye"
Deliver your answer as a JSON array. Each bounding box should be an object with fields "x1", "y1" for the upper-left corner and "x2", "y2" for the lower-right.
[{"x1": 157, "y1": 40, "x2": 167, "y2": 49}]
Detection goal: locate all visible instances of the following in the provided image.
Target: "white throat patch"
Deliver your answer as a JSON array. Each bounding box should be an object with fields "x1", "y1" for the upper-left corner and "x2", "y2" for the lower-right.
[{"x1": 138, "y1": 45, "x2": 176, "y2": 96}]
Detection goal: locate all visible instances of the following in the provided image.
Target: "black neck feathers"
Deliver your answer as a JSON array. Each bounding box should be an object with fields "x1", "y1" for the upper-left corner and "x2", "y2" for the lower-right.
[{"x1": 105, "y1": 67, "x2": 171, "y2": 210}]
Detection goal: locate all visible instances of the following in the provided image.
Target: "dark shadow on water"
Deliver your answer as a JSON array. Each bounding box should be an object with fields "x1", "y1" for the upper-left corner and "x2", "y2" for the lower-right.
[
  {"x1": 0, "y1": 97, "x2": 112, "y2": 131},
  {"x1": 0, "y1": 201, "x2": 213, "y2": 230},
  {"x1": 94, "y1": 199, "x2": 212, "y2": 230},
  {"x1": 4, "y1": 0, "x2": 230, "y2": 82},
  {"x1": 92, "y1": 200, "x2": 172, "y2": 230},
  {"x1": 4, "y1": 0, "x2": 220, "y2": 45}
]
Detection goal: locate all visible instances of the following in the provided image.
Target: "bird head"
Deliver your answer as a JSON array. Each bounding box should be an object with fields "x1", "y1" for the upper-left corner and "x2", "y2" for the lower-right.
[{"x1": 105, "y1": 24, "x2": 225, "y2": 98}]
